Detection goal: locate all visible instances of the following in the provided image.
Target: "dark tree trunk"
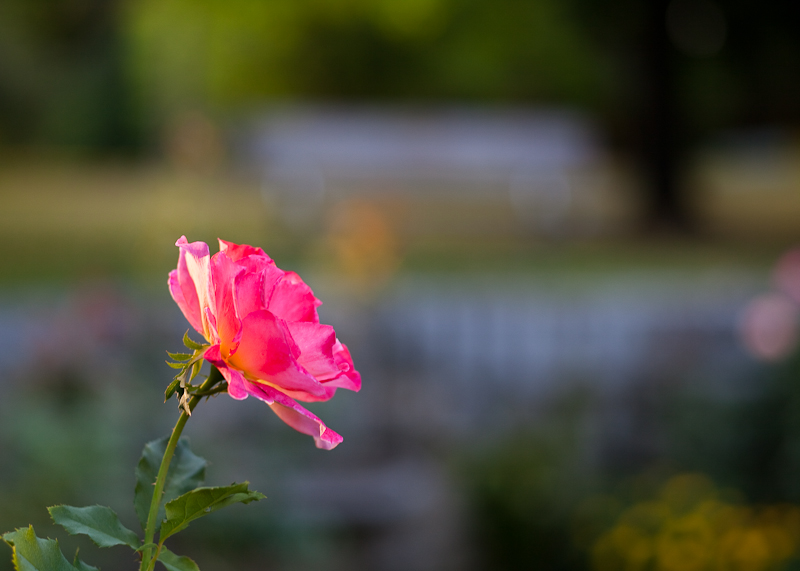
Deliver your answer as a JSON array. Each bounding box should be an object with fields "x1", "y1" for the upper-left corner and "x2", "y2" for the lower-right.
[{"x1": 640, "y1": 0, "x2": 689, "y2": 232}]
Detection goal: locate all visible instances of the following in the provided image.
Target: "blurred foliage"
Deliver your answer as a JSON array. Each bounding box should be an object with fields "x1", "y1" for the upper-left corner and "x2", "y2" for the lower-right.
[
  {"x1": 663, "y1": 351, "x2": 800, "y2": 506},
  {"x1": 464, "y1": 349, "x2": 800, "y2": 570},
  {"x1": 463, "y1": 390, "x2": 597, "y2": 570},
  {"x1": 0, "y1": 0, "x2": 798, "y2": 152},
  {"x1": 589, "y1": 474, "x2": 800, "y2": 571},
  {"x1": 0, "y1": 0, "x2": 610, "y2": 148},
  {"x1": 0, "y1": 0, "x2": 136, "y2": 148},
  {"x1": 123, "y1": 0, "x2": 606, "y2": 118}
]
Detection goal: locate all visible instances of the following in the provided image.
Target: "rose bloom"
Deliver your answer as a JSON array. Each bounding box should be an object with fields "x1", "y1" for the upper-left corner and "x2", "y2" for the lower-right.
[{"x1": 168, "y1": 237, "x2": 361, "y2": 449}]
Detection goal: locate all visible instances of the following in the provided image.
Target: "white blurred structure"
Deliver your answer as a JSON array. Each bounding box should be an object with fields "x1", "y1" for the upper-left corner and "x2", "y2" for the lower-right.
[{"x1": 249, "y1": 107, "x2": 604, "y2": 233}]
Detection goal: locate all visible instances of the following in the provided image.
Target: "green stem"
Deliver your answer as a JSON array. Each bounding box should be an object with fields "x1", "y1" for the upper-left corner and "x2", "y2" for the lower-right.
[
  {"x1": 189, "y1": 382, "x2": 229, "y2": 398},
  {"x1": 145, "y1": 544, "x2": 164, "y2": 571},
  {"x1": 139, "y1": 367, "x2": 223, "y2": 571}
]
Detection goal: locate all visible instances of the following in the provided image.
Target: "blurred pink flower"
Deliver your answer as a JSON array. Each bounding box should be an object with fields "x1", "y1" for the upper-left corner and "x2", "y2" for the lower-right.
[
  {"x1": 169, "y1": 237, "x2": 361, "y2": 449},
  {"x1": 739, "y1": 292, "x2": 798, "y2": 362}
]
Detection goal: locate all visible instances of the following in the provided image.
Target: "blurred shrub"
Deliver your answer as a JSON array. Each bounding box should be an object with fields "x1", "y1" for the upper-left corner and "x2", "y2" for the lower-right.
[
  {"x1": 0, "y1": 0, "x2": 608, "y2": 149},
  {"x1": 0, "y1": 0, "x2": 136, "y2": 148},
  {"x1": 463, "y1": 392, "x2": 597, "y2": 570},
  {"x1": 588, "y1": 473, "x2": 800, "y2": 571},
  {"x1": 124, "y1": 0, "x2": 606, "y2": 126},
  {"x1": 661, "y1": 350, "x2": 800, "y2": 505}
]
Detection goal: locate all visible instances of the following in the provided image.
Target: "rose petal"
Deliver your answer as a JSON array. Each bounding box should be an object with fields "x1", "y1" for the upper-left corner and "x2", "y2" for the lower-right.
[
  {"x1": 173, "y1": 239, "x2": 202, "y2": 334},
  {"x1": 234, "y1": 271, "x2": 265, "y2": 317},
  {"x1": 284, "y1": 321, "x2": 341, "y2": 381},
  {"x1": 169, "y1": 269, "x2": 204, "y2": 335},
  {"x1": 227, "y1": 252, "x2": 285, "y2": 317},
  {"x1": 267, "y1": 271, "x2": 321, "y2": 323},
  {"x1": 226, "y1": 310, "x2": 327, "y2": 398},
  {"x1": 211, "y1": 251, "x2": 245, "y2": 357},
  {"x1": 204, "y1": 345, "x2": 249, "y2": 400},
  {"x1": 329, "y1": 340, "x2": 362, "y2": 392},
  {"x1": 203, "y1": 306, "x2": 218, "y2": 343},
  {"x1": 242, "y1": 382, "x2": 343, "y2": 450},
  {"x1": 234, "y1": 262, "x2": 284, "y2": 318},
  {"x1": 231, "y1": 253, "x2": 278, "y2": 274},
  {"x1": 176, "y1": 237, "x2": 215, "y2": 342},
  {"x1": 218, "y1": 239, "x2": 270, "y2": 262},
  {"x1": 258, "y1": 381, "x2": 337, "y2": 403}
]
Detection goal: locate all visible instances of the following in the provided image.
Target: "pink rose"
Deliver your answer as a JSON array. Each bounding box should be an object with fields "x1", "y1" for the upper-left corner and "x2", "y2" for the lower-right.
[{"x1": 168, "y1": 236, "x2": 361, "y2": 449}]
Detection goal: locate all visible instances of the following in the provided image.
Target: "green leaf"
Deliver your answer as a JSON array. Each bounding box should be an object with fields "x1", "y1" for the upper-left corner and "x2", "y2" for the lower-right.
[
  {"x1": 48, "y1": 505, "x2": 139, "y2": 550},
  {"x1": 167, "y1": 352, "x2": 192, "y2": 361},
  {"x1": 164, "y1": 378, "x2": 182, "y2": 402},
  {"x1": 72, "y1": 550, "x2": 98, "y2": 571},
  {"x1": 2, "y1": 526, "x2": 76, "y2": 571},
  {"x1": 134, "y1": 437, "x2": 207, "y2": 532},
  {"x1": 182, "y1": 331, "x2": 205, "y2": 351},
  {"x1": 157, "y1": 547, "x2": 199, "y2": 571},
  {"x1": 190, "y1": 360, "x2": 201, "y2": 379},
  {"x1": 165, "y1": 361, "x2": 187, "y2": 370},
  {"x1": 159, "y1": 483, "x2": 265, "y2": 541}
]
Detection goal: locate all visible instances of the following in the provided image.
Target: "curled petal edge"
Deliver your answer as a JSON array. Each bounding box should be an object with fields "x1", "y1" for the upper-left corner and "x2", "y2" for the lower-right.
[
  {"x1": 205, "y1": 348, "x2": 343, "y2": 450},
  {"x1": 176, "y1": 236, "x2": 215, "y2": 341},
  {"x1": 218, "y1": 239, "x2": 270, "y2": 262},
  {"x1": 330, "y1": 340, "x2": 362, "y2": 392},
  {"x1": 256, "y1": 383, "x2": 343, "y2": 450}
]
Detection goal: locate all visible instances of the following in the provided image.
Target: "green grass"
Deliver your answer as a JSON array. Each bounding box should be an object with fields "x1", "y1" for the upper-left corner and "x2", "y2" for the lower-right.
[{"x1": 0, "y1": 158, "x2": 792, "y2": 286}]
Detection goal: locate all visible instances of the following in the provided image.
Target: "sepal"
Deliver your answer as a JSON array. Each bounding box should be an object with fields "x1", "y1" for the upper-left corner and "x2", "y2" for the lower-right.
[
  {"x1": 165, "y1": 336, "x2": 217, "y2": 414},
  {"x1": 166, "y1": 352, "x2": 192, "y2": 362},
  {"x1": 182, "y1": 332, "x2": 205, "y2": 351},
  {"x1": 165, "y1": 345, "x2": 209, "y2": 413}
]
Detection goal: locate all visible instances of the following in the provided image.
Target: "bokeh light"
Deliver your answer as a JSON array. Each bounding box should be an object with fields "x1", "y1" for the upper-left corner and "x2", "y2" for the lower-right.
[{"x1": 739, "y1": 293, "x2": 798, "y2": 362}]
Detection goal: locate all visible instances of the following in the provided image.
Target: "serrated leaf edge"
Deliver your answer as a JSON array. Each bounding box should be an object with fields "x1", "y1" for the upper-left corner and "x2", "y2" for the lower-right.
[
  {"x1": 159, "y1": 483, "x2": 265, "y2": 542},
  {"x1": 48, "y1": 504, "x2": 140, "y2": 550},
  {"x1": 3, "y1": 525, "x2": 77, "y2": 571}
]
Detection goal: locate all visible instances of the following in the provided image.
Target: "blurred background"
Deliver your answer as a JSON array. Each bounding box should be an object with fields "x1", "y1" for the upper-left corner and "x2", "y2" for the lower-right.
[{"x1": 2, "y1": 0, "x2": 800, "y2": 570}]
